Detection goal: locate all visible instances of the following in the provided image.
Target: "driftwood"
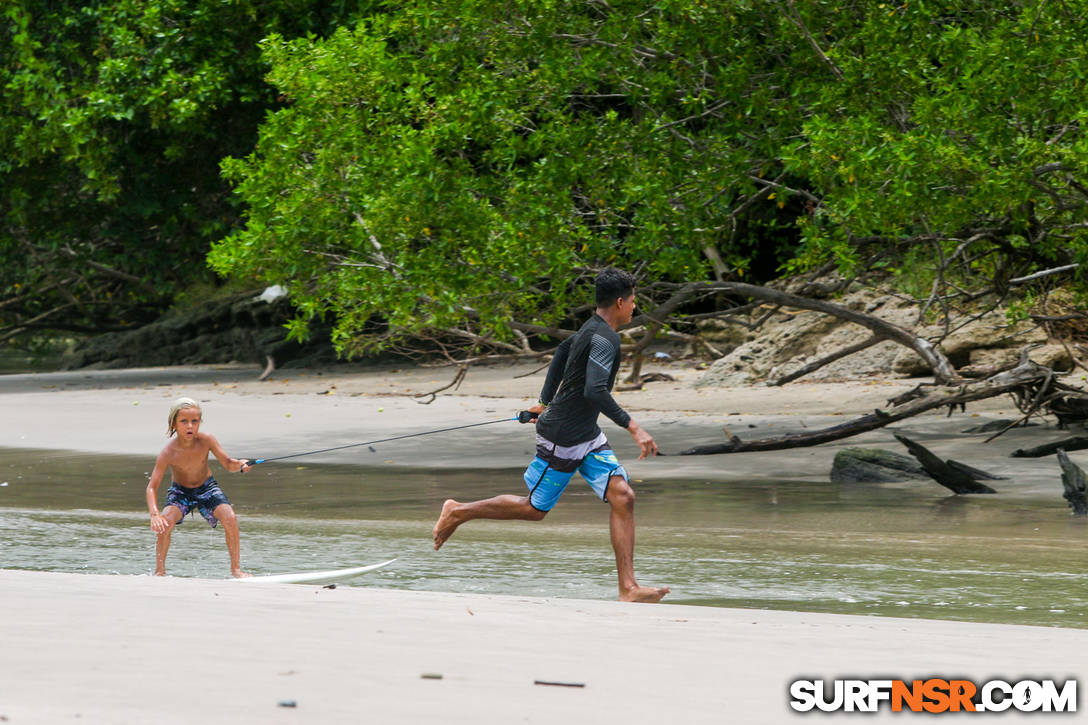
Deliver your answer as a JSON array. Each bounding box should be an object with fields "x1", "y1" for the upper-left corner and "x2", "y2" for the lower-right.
[
  {"x1": 415, "y1": 364, "x2": 468, "y2": 404},
  {"x1": 945, "y1": 460, "x2": 1007, "y2": 481},
  {"x1": 1049, "y1": 396, "x2": 1088, "y2": 427},
  {"x1": 678, "y1": 359, "x2": 1052, "y2": 455},
  {"x1": 1010, "y1": 437, "x2": 1088, "y2": 458},
  {"x1": 961, "y1": 419, "x2": 1037, "y2": 433},
  {"x1": 258, "y1": 355, "x2": 276, "y2": 381},
  {"x1": 1055, "y1": 449, "x2": 1088, "y2": 516},
  {"x1": 955, "y1": 361, "x2": 1018, "y2": 379},
  {"x1": 616, "y1": 372, "x2": 676, "y2": 391},
  {"x1": 892, "y1": 433, "x2": 998, "y2": 494}
]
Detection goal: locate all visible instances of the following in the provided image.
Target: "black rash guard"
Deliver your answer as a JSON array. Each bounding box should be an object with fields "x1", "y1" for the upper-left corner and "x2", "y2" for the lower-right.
[{"x1": 535, "y1": 313, "x2": 631, "y2": 446}]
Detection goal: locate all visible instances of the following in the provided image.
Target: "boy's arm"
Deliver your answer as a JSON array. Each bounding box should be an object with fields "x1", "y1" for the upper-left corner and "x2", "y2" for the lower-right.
[
  {"x1": 206, "y1": 433, "x2": 251, "y2": 474},
  {"x1": 147, "y1": 453, "x2": 170, "y2": 533}
]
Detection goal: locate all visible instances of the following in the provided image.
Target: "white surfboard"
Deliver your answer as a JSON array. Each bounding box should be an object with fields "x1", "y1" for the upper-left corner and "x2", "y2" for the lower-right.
[{"x1": 239, "y1": 558, "x2": 397, "y2": 584}]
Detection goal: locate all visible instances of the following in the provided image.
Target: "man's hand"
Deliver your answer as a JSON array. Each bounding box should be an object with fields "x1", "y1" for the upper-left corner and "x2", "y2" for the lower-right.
[
  {"x1": 626, "y1": 419, "x2": 658, "y2": 460},
  {"x1": 518, "y1": 403, "x2": 546, "y2": 423},
  {"x1": 236, "y1": 459, "x2": 251, "y2": 473},
  {"x1": 150, "y1": 513, "x2": 168, "y2": 534}
]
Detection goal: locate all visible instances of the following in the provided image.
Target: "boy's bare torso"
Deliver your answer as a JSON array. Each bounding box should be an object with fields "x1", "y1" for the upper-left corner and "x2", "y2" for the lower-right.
[{"x1": 162, "y1": 434, "x2": 214, "y2": 487}]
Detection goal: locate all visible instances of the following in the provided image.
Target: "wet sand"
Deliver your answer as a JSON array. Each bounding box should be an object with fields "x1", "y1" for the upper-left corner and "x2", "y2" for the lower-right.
[
  {"x1": 2, "y1": 363, "x2": 1086, "y2": 722},
  {"x1": 1, "y1": 569, "x2": 1085, "y2": 724}
]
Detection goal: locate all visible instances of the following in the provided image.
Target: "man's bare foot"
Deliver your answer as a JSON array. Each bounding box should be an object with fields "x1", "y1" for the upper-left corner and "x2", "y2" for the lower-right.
[
  {"x1": 154, "y1": 570, "x2": 166, "y2": 577},
  {"x1": 231, "y1": 569, "x2": 251, "y2": 578},
  {"x1": 619, "y1": 585, "x2": 670, "y2": 603},
  {"x1": 433, "y1": 499, "x2": 461, "y2": 550}
]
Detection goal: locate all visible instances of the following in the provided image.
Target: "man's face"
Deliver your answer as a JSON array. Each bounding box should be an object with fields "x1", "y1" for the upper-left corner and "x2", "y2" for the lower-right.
[
  {"x1": 618, "y1": 292, "x2": 636, "y2": 325},
  {"x1": 175, "y1": 408, "x2": 202, "y2": 440}
]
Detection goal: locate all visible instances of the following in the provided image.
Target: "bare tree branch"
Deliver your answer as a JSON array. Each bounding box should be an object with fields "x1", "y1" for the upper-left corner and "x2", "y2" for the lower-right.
[
  {"x1": 650, "y1": 281, "x2": 961, "y2": 384},
  {"x1": 1008, "y1": 263, "x2": 1079, "y2": 285},
  {"x1": 415, "y1": 364, "x2": 468, "y2": 404},
  {"x1": 767, "y1": 334, "x2": 883, "y2": 386},
  {"x1": 779, "y1": 0, "x2": 844, "y2": 81},
  {"x1": 678, "y1": 358, "x2": 1051, "y2": 455}
]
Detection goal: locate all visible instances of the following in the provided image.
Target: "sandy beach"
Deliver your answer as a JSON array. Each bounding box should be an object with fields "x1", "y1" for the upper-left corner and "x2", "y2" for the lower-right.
[
  {"x1": 2, "y1": 362, "x2": 1086, "y2": 723},
  {"x1": 1, "y1": 569, "x2": 1085, "y2": 724}
]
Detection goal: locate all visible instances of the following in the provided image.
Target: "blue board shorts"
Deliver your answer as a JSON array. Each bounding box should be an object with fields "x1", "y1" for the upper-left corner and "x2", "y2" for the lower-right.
[
  {"x1": 164, "y1": 477, "x2": 231, "y2": 527},
  {"x1": 523, "y1": 432, "x2": 628, "y2": 511}
]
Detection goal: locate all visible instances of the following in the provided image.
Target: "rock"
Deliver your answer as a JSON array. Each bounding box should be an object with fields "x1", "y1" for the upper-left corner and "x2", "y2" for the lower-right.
[
  {"x1": 1027, "y1": 343, "x2": 1073, "y2": 371},
  {"x1": 937, "y1": 310, "x2": 1045, "y2": 359},
  {"x1": 830, "y1": 447, "x2": 929, "y2": 483},
  {"x1": 694, "y1": 319, "x2": 749, "y2": 351},
  {"x1": 967, "y1": 347, "x2": 1018, "y2": 369},
  {"x1": 698, "y1": 291, "x2": 915, "y2": 386},
  {"x1": 890, "y1": 347, "x2": 933, "y2": 377},
  {"x1": 696, "y1": 280, "x2": 1072, "y2": 388}
]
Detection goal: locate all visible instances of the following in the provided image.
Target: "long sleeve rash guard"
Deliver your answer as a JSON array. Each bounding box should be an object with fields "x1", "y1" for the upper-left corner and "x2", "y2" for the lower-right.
[{"x1": 535, "y1": 313, "x2": 631, "y2": 446}]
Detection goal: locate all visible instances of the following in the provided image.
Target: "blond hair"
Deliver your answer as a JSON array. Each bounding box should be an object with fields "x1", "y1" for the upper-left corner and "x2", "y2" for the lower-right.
[{"x1": 167, "y1": 397, "x2": 202, "y2": 436}]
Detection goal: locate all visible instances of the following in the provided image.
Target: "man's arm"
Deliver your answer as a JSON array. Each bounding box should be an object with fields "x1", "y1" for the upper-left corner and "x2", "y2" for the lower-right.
[
  {"x1": 583, "y1": 333, "x2": 631, "y2": 429},
  {"x1": 583, "y1": 334, "x2": 657, "y2": 459},
  {"x1": 538, "y1": 335, "x2": 573, "y2": 406},
  {"x1": 623, "y1": 418, "x2": 658, "y2": 460},
  {"x1": 206, "y1": 434, "x2": 250, "y2": 474}
]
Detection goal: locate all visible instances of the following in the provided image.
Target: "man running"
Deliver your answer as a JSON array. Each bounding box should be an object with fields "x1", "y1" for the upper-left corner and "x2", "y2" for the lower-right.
[{"x1": 433, "y1": 268, "x2": 669, "y2": 603}]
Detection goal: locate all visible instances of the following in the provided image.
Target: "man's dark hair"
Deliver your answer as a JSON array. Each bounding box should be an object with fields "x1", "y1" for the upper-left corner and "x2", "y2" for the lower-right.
[{"x1": 595, "y1": 267, "x2": 636, "y2": 307}]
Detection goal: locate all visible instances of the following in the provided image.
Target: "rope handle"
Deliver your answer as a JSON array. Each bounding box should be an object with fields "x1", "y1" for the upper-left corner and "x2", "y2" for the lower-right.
[{"x1": 248, "y1": 410, "x2": 540, "y2": 466}]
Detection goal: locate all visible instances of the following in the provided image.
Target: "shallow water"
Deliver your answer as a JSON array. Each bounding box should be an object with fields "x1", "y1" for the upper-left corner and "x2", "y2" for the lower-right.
[{"x1": 1, "y1": 447, "x2": 1085, "y2": 628}]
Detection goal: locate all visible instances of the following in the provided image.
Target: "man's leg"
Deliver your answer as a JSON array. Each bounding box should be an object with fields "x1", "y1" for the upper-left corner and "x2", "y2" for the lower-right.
[
  {"x1": 433, "y1": 495, "x2": 546, "y2": 550},
  {"x1": 154, "y1": 506, "x2": 183, "y2": 576},
  {"x1": 213, "y1": 503, "x2": 250, "y2": 578},
  {"x1": 606, "y1": 475, "x2": 669, "y2": 603}
]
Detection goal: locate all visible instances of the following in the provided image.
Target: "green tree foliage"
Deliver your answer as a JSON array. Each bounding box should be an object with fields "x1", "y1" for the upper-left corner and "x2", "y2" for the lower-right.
[
  {"x1": 0, "y1": 0, "x2": 356, "y2": 343},
  {"x1": 7, "y1": 1, "x2": 1088, "y2": 357},
  {"x1": 209, "y1": 0, "x2": 819, "y2": 355},
  {"x1": 211, "y1": 0, "x2": 1088, "y2": 356},
  {"x1": 784, "y1": 0, "x2": 1088, "y2": 292}
]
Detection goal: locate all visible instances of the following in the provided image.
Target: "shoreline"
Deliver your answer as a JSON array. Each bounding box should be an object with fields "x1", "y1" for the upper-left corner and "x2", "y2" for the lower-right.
[{"x1": 0, "y1": 362, "x2": 1075, "y2": 497}]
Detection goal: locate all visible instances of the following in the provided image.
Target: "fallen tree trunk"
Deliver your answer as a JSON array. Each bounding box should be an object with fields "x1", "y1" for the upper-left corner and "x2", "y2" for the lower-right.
[
  {"x1": 677, "y1": 359, "x2": 1052, "y2": 455},
  {"x1": 1010, "y1": 437, "x2": 1088, "y2": 458}
]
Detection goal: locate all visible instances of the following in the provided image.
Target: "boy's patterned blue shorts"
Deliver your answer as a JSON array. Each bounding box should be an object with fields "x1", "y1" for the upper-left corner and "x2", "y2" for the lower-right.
[{"x1": 164, "y1": 477, "x2": 231, "y2": 527}]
